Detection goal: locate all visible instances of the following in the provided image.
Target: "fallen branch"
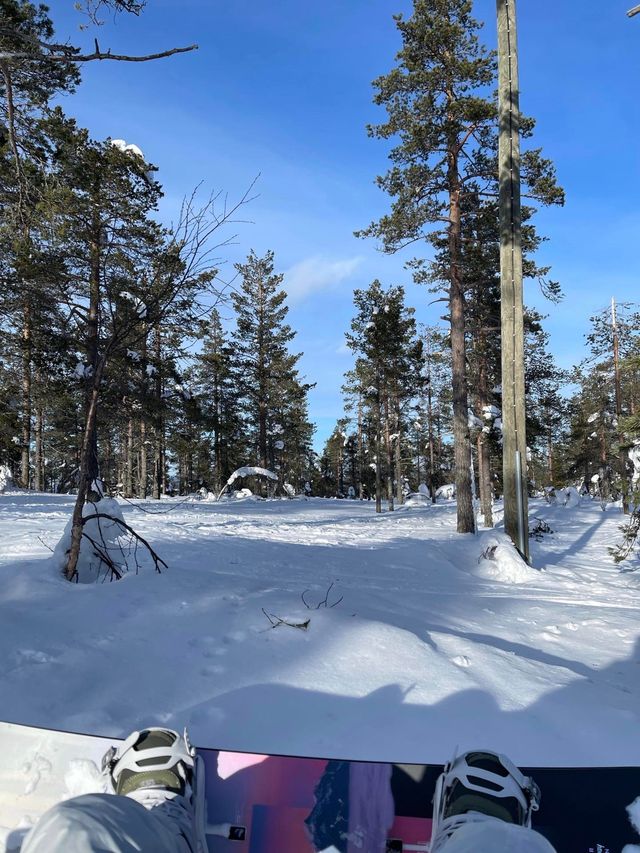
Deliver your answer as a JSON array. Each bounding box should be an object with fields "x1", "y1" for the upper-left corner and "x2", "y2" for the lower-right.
[{"x1": 261, "y1": 608, "x2": 310, "y2": 631}]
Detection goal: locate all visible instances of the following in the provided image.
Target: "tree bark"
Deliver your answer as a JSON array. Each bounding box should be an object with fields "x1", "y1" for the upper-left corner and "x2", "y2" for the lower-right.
[
  {"x1": 358, "y1": 402, "x2": 364, "y2": 499},
  {"x1": 394, "y1": 397, "x2": 403, "y2": 505},
  {"x1": 34, "y1": 401, "x2": 44, "y2": 492},
  {"x1": 86, "y1": 208, "x2": 101, "y2": 489},
  {"x1": 448, "y1": 165, "x2": 474, "y2": 533},
  {"x1": 65, "y1": 359, "x2": 106, "y2": 581},
  {"x1": 21, "y1": 300, "x2": 32, "y2": 488},
  {"x1": 384, "y1": 395, "x2": 394, "y2": 511},
  {"x1": 139, "y1": 332, "x2": 148, "y2": 498},
  {"x1": 152, "y1": 324, "x2": 163, "y2": 499},
  {"x1": 125, "y1": 418, "x2": 134, "y2": 497}
]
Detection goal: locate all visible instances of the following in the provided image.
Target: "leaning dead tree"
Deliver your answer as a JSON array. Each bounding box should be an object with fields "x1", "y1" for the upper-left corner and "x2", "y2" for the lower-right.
[{"x1": 63, "y1": 182, "x2": 258, "y2": 583}]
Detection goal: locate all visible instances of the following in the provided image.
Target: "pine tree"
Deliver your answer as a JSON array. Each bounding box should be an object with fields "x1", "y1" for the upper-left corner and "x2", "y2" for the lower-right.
[
  {"x1": 358, "y1": 0, "x2": 563, "y2": 533},
  {"x1": 345, "y1": 280, "x2": 423, "y2": 512},
  {"x1": 231, "y1": 250, "x2": 312, "y2": 489},
  {"x1": 194, "y1": 308, "x2": 246, "y2": 492}
]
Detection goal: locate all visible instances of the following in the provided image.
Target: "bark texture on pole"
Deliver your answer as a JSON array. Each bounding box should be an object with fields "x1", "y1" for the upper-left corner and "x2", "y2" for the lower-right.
[{"x1": 497, "y1": 0, "x2": 529, "y2": 560}]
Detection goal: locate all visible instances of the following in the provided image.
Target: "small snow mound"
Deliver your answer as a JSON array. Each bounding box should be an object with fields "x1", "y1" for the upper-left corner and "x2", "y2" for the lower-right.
[
  {"x1": 561, "y1": 486, "x2": 582, "y2": 508},
  {"x1": 473, "y1": 533, "x2": 535, "y2": 584},
  {"x1": 64, "y1": 759, "x2": 104, "y2": 798},
  {"x1": 52, "y1": 498, "x2": 135, "y2": 582},
  {"x1": 452, "y1": 655, "x2": 471, "y2": 668},
  {"x1": 399, "y1": 492, "x2": 431, "y2": 510},
  {"x1": 436, "y1": 483, "x2": 455, "y2": 500}
]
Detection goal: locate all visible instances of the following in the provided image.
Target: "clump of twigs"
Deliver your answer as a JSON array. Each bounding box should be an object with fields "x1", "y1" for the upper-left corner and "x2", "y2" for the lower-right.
[
  {"x1": 478, "y1": 545, "x2": 498, "y2": 563},
  {"x1": 529, "y1": 517, "x2": 553, "y2": 541},
  {"x1": 261, "y1": 609, "x2": 310, "y2": 631},
  {"x1": 77, "y1": 512, "x2": 167, "y2": 582},
  {"x1": 301, "y1": 581, "x2": 343, "y2": 610}
]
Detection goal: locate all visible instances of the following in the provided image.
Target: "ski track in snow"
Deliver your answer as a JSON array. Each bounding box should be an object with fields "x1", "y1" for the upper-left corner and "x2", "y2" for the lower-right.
[{"x1": 0, "y1": 493, "x2": 639, "y2": 767}]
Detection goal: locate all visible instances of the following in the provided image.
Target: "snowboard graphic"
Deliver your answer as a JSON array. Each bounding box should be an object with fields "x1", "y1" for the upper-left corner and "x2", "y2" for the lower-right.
[{"x1": 0, "y1": 720, "x2": 638, "y2": 852}]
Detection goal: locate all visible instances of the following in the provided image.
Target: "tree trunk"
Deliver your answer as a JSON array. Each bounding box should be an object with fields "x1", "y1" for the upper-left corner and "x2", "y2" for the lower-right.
[
  {"x1": 358, "y1": 402, "x2": 364, "y2": 500},
  {"x1": 375, "y1": 373, "x2": 382, "y2": 513},
  {"x1": 139, "y1": 333, "x2": 148, "y2": 498},
  {"x1": 384, "y1": 395, "x2": 394, "y2": 511},
  {"x1": 395, "y1": 397, "x2": 403, "y2": 505},
  {"x1": 21, "y1": 300, "x2": 32, "y2": 488},
  {"x1": 448, "y1": 157, "x2": 474, "y2": 533},
  {"x1": 125, "y1": 418, "x2": 134, "y2": 497},
  {"x1": 65, "y1": 360, "x2": 106, "y2": 581},
  {"x1": 86, "y1": 210, "x2": 101, "y2": 490},
  {"x1": 476, "y1": 338, "x2": 493, "y2": 528},
  {"x1": 34, "y1": 401, "x2": 44, "y2": 492},
  {"x1": 152, "y1": 324, "x2": 163, "y2": 499}
]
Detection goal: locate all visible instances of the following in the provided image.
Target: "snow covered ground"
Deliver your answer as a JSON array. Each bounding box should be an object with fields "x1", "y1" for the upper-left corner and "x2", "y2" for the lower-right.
[{"x1": 0, "y1": 492, "x2": 639, "y2": 767}]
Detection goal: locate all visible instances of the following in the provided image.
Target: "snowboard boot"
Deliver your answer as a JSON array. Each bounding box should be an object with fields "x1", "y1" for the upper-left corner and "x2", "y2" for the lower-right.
[
  {"x1": 102, "y1": 727, "x2": 207, "y2": 853},
  {"x1": 429, "y1": 750, "x2": 541, "y2": 852}
]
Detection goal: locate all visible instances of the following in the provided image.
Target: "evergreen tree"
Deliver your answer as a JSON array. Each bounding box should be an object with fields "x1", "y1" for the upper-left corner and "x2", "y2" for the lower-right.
[
  {"x1": 194, "y1": 308, "x2": 246, "y2": 492},
  {"x1": 345, "y1": 280, "x2": 423, "y2": 512},
  {"x1": 231, "y1": 250, "x2": 313, "y2": 489},
  {"x1": 358, "y1": 0, "x2": 563, "y2": 533}
]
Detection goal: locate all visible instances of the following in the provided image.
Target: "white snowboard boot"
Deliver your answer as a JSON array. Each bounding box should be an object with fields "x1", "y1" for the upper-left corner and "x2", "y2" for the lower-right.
[
  {"x1": 102, "y1": 727, "x2": 207, "y2": 853},
  {"x1": 429, "y1": 750, "x2": 555, "y2": 853}
]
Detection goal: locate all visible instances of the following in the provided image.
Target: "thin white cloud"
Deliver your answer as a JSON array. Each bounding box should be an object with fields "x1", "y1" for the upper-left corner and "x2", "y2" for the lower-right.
[{"x1": 283, "y1": 255, "x2": 363, "y2": 303}]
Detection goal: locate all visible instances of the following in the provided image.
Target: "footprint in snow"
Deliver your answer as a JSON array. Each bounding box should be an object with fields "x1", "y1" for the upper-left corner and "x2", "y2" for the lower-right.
[
  {"x1": 544, "y1": 625, "x2": 562, "y2": 635},
  {"x1": 200, "y1": 664, "x2": 225, "y2": 677},
  {"x1": 22, "y1": 754, "x2": 52, "y2": 795},
  {"x1": 565, "y1": 623, "x2": 579, "y2": 631},
  {"x1": 223, "y1": 631, "x2": 246, "y2": 644},
  {"x1": 452, "y1": 655, "x2": 471, "y2": 668},
  {"x1": 15, "y1": 649, "x2": 54, "y2": 667}
]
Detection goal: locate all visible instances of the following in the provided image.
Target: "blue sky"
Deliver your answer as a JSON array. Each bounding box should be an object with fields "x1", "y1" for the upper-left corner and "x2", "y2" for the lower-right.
[{"x1": 53, "y1": 1, "x2": 640, "y2": 449}]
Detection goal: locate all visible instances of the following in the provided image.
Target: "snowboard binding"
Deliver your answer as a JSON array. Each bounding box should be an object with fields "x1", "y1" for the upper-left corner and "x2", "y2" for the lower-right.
[
  {"x1": 429, "y1": 749, "x2": 541, "y2": 852},
  {"x1": 102, "y1": 727, "x2": 207, "y2": 852}
]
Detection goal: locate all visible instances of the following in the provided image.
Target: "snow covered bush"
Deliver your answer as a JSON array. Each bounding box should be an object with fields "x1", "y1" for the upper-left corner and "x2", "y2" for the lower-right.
[
  {"x1": 52, "y1": 497, "x2": 166, "y2": 583},
  {"x1": 401, "y1": 492, "x2": 431, "y2": 509},
  {"x1": 0, "y1": 465, "x2": 12, "y2": 493},
  {"x1": 474, "y1": 533, "x2": 536, "y2": 583},
  {"x1": 436, "y1": 483, "x2": 455, "y2": 500},
  {"x1": 217, "y1": 466, "x2": 278, "y2": 501},
  {"x1": 561, "y1": 486, "x2": 581, "y2": 508}
]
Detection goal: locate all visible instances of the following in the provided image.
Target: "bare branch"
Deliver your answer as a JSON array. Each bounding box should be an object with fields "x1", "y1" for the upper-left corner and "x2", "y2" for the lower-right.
[
  {"x1": 0, "y1": 43, "x2": 198, "y2": 63},
  {"x1": 81, "y1": 512, "x2": 168, "y2": 573},
  {"x1": 261, "y1": 609, "x2": 311, "y2": 631}
]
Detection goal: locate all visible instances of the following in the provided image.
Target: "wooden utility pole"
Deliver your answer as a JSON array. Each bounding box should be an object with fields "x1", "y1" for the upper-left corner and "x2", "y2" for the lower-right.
[{"x1": 497, "y1": 0, "x2": 529, "y2": 561}]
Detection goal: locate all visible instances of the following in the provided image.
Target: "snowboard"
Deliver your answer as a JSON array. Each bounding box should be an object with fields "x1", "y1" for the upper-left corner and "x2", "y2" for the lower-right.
[{"x1": 0, "y1": 720, "x2": 638, "y2": 853}]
